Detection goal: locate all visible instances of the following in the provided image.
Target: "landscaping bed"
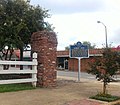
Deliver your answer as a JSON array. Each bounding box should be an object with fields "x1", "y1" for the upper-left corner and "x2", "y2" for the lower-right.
[{"x1": 90, "y1": 93, "x2": 120, "y2": 102}]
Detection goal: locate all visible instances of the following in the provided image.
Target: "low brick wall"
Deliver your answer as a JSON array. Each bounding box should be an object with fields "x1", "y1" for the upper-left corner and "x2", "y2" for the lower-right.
[{"x1": 31, "y1": 30, "x2": 57, "y2": 87}]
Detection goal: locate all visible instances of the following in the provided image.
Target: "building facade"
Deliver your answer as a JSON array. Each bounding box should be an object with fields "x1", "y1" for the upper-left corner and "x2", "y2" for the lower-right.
[{"x1": 56, "y1": 49, "x2": 119, "y2": 72}]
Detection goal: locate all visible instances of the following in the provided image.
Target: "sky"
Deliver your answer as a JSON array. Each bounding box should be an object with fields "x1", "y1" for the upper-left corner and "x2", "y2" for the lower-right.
[{"x1": 30, "y1": 0, "x2": 120, "y2": 50}]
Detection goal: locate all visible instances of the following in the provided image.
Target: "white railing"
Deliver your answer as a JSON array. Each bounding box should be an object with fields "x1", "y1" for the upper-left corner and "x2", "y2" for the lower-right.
[{"x1": 0, "y1": 52, "x2": 38, "y2": 87}]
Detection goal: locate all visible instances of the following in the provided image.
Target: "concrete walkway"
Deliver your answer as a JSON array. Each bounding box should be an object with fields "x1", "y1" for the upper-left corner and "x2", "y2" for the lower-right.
[
  {"x1": 66, "y1": 99, "x2": 106, "y2": 105},
  {"x1": 0, "y1": 75, "x2": 119, "y2": 105},
  {"x1": 57, "y1": 75, "x2": 120, "y2": 105}
]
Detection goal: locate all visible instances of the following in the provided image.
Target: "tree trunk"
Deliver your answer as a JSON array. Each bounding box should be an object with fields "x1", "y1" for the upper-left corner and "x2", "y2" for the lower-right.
[
  {"x1": 103, "y1": 79, "x2": 107, "y2": 94},
  {"x1": 20, "y1": 48, "x2": 23, "y2": 70},
  {"x1": 9, "y1": 48, "x2": 14, "y2": 60}
]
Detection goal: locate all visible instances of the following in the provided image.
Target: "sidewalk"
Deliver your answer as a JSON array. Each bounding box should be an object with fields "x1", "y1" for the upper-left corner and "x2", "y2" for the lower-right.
[
  {"x1": 0, "y1": 76, "x2": 119, "y2": 105},
  {"x1": 66, "y1": 98, "x2": 120, "y2": 105},
  {"x1": 66, "y1": 99, "x2": 106, "y2": 105},
  {"x1": 57, "y1": 76, "x2": 120, "y2": 105}
]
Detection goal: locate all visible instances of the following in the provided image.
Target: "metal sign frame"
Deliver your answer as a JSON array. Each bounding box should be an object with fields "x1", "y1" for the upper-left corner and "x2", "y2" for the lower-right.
[
  {"x1": 69, "y1": 41, "x2": 89, "y2": 82},
  {"x1": 69, "y1": 42, "x2": 89, "y2": 58}
]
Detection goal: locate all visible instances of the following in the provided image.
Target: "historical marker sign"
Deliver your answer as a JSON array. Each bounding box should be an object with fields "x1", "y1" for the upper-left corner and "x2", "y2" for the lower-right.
[
  {"x1": 70, "y1": 42, "x2": 89, "y2": 58},
  {"x1": 69, "y1": 41, "x2": 89, "y2": 82}
]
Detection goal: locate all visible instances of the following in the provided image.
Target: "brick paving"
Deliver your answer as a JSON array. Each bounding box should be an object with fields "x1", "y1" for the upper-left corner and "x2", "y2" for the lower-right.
[{"x1": 66, "y1": 99, "x2": 105, "y2": 105}]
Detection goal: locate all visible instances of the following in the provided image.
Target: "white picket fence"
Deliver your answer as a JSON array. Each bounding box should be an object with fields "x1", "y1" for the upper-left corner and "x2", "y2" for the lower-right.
[{"x1": 0, "y1": 52, "x2": 38, "y2": 87}]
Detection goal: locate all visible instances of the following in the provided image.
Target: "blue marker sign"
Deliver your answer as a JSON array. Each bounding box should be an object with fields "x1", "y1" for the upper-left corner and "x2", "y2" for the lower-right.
[{"x1": 70, "y1": 42, "x2": 89, "y2": 58}]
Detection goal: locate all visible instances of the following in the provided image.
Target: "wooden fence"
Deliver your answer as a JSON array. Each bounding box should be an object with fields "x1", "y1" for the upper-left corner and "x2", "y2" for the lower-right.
[{"x1": 0, "y1": 52, "x2": 38, "y2": 87}]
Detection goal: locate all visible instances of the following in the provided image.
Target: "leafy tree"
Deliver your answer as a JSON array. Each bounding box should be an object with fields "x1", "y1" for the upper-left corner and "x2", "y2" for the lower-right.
[
  {"x1": 87, "y1": 48, "x2": 120, "y2": 94},
  {"x1": 0, "y1": 0, "x2": 52, "y2": 61},
  {"x1": 82, "y1": 41, "x2": 96, "y2": 49},
  {"x1": 65, "y1": 41, "x2": 96, "y2": 50},
  {"x1": 65, "y1": 46, "x2": 69, "y2": 50}
]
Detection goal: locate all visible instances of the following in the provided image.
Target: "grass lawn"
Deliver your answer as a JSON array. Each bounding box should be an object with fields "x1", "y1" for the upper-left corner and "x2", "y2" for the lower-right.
[{"x1": 0, "y1": 83, "x2": 36, "y2": 93}]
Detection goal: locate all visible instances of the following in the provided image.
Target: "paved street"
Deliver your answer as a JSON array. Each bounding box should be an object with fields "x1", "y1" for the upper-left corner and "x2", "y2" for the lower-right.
[
  {"x1": 57, "y1": 70, "x2": 96, "y2": 81},
  {"x1": 57, "y1": 70, "x2": 120, "y2": 81}
]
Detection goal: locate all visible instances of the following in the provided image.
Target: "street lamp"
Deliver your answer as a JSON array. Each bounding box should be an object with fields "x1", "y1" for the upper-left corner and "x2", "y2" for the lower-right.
[{"x1": 97, "y1": 21, "x2": 108, "y2": 48}]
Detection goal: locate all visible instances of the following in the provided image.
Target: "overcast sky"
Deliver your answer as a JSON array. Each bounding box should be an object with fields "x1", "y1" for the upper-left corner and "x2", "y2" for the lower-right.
[{"x1": 30, "y1": 0, "x2": 120, "y2": 50}]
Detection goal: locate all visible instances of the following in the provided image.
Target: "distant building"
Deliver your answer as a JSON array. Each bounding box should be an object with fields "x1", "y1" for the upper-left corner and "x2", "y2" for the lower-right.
[{"x1": 56, "y1": 48, "x2": 120, "y2": 72}]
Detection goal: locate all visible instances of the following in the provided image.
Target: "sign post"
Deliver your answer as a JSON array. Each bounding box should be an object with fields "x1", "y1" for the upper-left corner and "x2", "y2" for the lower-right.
[
  {"x1": 69, "y1": 42, "x2": 89, "y2": 82},
  {"x1": 78, "y1": 58, "x2": 81, "y2": 81}
]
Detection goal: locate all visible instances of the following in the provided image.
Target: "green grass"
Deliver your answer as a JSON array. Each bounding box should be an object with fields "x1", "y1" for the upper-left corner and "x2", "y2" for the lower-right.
[
  {"x1": 0, "y1": 83, "x2": 36, "y2": 93},
  {"x1": 90, "y1": 93, "x2": 120, "y2": 102}
]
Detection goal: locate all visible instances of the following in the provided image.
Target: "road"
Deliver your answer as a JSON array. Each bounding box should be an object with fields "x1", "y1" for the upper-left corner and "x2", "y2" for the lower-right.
[
  {"x1": 57, "y1": 70, "x2": 120, "y2": 81},
  {"x1": 57, "y1": 70, "x2": 96, "y2": 80}
]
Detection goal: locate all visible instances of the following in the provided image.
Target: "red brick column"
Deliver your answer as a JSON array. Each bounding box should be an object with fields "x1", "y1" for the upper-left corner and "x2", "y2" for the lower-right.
[{"x1": 31, "y1": 30, "x2": 57, "y2": 87}]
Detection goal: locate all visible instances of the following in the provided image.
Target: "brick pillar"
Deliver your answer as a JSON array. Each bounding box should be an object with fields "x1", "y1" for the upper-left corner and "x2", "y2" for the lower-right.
[{"x1": 31, "y1": 30, "x2": 58, "y2": 87}]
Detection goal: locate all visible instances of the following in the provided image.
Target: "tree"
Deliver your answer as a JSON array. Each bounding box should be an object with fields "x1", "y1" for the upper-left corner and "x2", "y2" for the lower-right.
[
  {"x1": 65, "y1": 41, "x2": 96, "y2": 50},
  {"x1": 87, "y1": 48, "x2": 120, "y2": 94},
  {"x1": 65, "y1": 46, "x2": 69, "y2": 50},
  {"x1": 82, "y1": 41, "x2": 96, "y2": 49},
  {"x1": 0, "y1": 0, "x2": 51, "y2": 61}
]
